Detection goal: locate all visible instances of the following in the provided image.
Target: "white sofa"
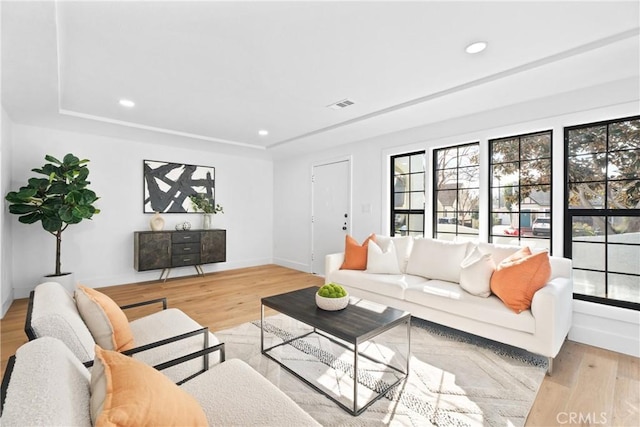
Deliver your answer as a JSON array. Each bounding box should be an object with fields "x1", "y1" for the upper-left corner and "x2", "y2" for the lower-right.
[{"x1": 326, "y1": 236, "x2": 573, "y2": 373}]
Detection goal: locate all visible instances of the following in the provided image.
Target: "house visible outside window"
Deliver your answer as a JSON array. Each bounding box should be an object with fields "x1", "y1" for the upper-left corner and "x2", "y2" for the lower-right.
[
  {"x1": 433, "y1": 143, "x2": 480, "y2": 242},
  {"x1": 489, "y1": 130, "x2": 552, "y2": 251},
  {"x1": 565, "y1": 116, "x2": 640, "y2": 309},
  {"x1": 391, "y1": 151, "x2": 425, "y2": 236}
]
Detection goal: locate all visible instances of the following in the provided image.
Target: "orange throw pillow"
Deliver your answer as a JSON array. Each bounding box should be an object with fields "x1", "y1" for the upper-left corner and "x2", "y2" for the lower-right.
[
  {"x1": 91, "y1": 346, "x2": 208, "y2": 427},
  {"x1": 75, "y1": 285, "x2": 135, "y2": 352},
  {"x1": 490, "y1": 247, "x2": 551, "y2": 313},
  {"x1": 340, "y1": 234, "x2": 375, "y2": 270}
]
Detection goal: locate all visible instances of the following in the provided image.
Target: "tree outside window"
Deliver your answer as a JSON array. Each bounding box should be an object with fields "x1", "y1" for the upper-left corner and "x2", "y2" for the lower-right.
[
  {"x1": 489, "y1": 131, "x2": 552, "y2": 251},
  {"x1": 433, "y1": 143, "x2": 480, "y2": 242}
]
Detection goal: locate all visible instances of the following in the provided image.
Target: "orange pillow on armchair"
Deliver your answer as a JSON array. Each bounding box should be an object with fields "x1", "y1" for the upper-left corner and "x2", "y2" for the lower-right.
[
  {"x1": 490, "y1": 247, "x2": 551, "y2": 313},
  {"x1": 340, "y1": 234, "x2": 375, "y2": 270}
]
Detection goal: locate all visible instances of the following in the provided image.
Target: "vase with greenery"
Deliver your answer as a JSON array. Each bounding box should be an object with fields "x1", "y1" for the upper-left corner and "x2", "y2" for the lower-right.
[
  {"x1": 189, "y1": 194, "x2": 223, "y2": 229},
  {"x1": 5, "y1": 154, "x2": 100, "y2": 279}
]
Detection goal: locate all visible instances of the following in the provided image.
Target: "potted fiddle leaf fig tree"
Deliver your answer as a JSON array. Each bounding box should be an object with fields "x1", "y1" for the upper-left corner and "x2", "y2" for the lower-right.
[{"x1": 5, "y1": 154, "x2": 100, "y2": 289}]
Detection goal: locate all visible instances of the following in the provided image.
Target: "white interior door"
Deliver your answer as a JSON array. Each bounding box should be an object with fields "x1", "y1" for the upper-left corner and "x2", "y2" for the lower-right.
[{"x1": 312, "y1": 159, "x2": 350, "y2": 275}]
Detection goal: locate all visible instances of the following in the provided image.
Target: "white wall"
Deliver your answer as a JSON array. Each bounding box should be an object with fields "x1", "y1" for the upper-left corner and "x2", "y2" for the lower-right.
[
  {"x1": 7, "y1": 124, "x2": 273, "y2": 298},
  {"x1": 1, "y1": 107, "x2": 14, "y2": 317},
  {"x1": 273, "y1": 78, "x2": 640, "y2": 356}
]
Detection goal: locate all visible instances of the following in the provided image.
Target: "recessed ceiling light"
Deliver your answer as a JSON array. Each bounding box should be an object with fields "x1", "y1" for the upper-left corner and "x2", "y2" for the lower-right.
[
  {"x1": 258, "y1": 129, "x2": 269, "y2": 136},
  {"x1": 119, "y1": 99, "x2": 135, "y2": 108},
  {"x1": 465, "y1": 41, "x2": 487, "y2": 54}
]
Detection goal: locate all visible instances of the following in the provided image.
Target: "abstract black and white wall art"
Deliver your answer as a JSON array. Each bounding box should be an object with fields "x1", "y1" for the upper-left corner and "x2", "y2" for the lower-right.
[{"x1": 143, "y1": 160, "x2": 215, "y2": 213}]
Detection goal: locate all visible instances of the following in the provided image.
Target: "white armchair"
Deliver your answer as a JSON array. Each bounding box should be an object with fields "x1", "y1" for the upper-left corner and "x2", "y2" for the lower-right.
[
  {"x1": 0, "y1": 337, "x2": 319, "y2": 426},
  {"x1": 25, "y1": 282, "x2": 221, "y2": 383}
]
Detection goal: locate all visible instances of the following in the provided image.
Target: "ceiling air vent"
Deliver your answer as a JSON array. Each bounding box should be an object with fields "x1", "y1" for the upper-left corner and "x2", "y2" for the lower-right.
[{"x1": 327, "y1": 98, "x2": 355, "y2": 110}]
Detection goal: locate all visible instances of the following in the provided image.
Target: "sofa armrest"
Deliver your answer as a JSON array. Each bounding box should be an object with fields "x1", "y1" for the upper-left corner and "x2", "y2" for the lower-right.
[
  {"x1": 83, "y1": 327, "x2": 212, "y2": 370},
  {"x1": 154, "y1": 342, "x2": 226, "y2": 385},
  {"x1": 325, "y1": 252, "x2": 344, "y2": 282},
  {"x1": 549, "y1": 256, "x2": 572, "y2": 280},
  {"x1": 530, "y1": 276, "x2": 573, "y2": 357},
  {"x1": 0, "y1": 355, "x2": 16, "y2": 415},
  {"x1": 120, "y1": 297, "x2": 168, "y2": 311}
]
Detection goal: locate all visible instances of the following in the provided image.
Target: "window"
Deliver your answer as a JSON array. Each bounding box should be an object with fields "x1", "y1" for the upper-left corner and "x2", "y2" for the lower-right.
[
  {"x1": 565, "y1": 116, "x2": 640, "y2": 309},
  {"x1": 489, "y1": 131, "x2": 552, "y2": 251},
  {"x1": 391, "y1": 151, "x2": 425, "y2": 236},
  {"x1": 433, "y1": 143, "x2": 480, "y2": 242}
]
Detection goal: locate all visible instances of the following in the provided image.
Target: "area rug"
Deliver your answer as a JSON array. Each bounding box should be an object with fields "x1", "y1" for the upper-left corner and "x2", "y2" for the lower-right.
[{"x1": 214, "y1": 314, "x2": 547, "y2": 426}]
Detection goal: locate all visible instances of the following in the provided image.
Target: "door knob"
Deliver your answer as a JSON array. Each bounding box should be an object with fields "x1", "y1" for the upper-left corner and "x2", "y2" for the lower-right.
[{"x1": 342, "y1": 226, "x2": 347, "y2": 230}]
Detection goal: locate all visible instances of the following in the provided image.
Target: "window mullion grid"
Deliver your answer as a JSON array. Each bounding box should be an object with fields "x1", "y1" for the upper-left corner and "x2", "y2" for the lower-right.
[
  {"x1": 517, "y1": 135, "x2": 523, "y2": 245},
  {"x1": 488, "y1": 140, "x2": 494, "y2": 242},
  {"x1": 454, "y1": 154, "x2": 459, "y2": 234},
  {"x1": 565, "y1": 115, "x2": 640, "y2": 309},
  {"x1": 604, "y1": 124, "x2": 610, "y2": 297}
]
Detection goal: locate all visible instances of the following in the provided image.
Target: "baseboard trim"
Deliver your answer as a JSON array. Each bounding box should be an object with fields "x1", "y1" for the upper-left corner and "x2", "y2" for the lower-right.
[
  {"x1": 569, "y1": 325, "x2": 639, "y2": 357},
  {"x1": 272, "y1": 258, "x2": 311, "y2": 273},
  {"x1": 10, "y1": 259, "x2": 276, "y2": 295},
  {"x1": 1, "y1": 293, "x2": 14, "y2": 318},
  {"x1": 569, "y1": 300, "x2": 640, "y2": 357}
]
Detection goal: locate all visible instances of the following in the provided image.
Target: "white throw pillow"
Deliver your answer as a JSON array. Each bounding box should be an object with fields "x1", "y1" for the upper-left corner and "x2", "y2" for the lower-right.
[
  {"x1": 366, "y1": 240, "x2": 402, "y2": 274},
  {"x1": 375, "y1": 236, "x2": 413, "y2": 273},
  {"x1": 478, "y1": 242, "x2": 521, "y2": 265},
  {"x1": 406, "y1": 238, "x2": 469, "y2": 283},
  {"x1": 459, "y1": 246, "x2": 496, "y2": 297}
]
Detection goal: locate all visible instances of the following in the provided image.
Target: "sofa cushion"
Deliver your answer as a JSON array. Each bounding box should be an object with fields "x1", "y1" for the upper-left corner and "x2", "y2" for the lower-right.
[
  {"x1": 459, "y1": 246, "x2": 495, "y2": 297},
  {"x1": 478, "y1": 242, "x2": 522, "y2": 265},
  {"x1": 366, "y1": 240, "x2": 401, "y2": 274},
  {"x1": 91, "y1": 346, "x2": 208, "y2": 427},
  {"x1": 182, "y1": 359, "x2": 320, "y2": 426},
  {"x1": 406, "y1": 238, "x2": 469, "y2": 283},
  {"x1": 329, "y1": 269, "x2": 427, "y2": 299},
  {"x1": 375, "y1": 235, "x2": 414, "y2": 273},
  {"x1": 75, "y1": 285, "x2": 135, "y2": 352},
  {"x1": 340, "y1": 234, "x2": 375, "y2": 270},
  {"x1": 129, "y1": 308, "x2": 221, "y2": 382},
  {"x1": 30, "y1": 282, "x2": 96, "y2": 362},
  {"x1": 491, "y1": 247, "x2": 552, "y2": 313},
  {"x1": 405, "y1": 280, "x2": 535, "y2": 334}
]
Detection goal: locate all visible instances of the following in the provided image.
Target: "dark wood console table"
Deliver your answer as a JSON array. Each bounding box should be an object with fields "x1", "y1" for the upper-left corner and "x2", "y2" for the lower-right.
[{"x1": 134, "y1": 229, "x2": 226, "y2": 280}]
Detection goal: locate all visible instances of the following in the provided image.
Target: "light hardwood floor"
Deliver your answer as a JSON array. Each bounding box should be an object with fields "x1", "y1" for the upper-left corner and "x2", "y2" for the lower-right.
[{"x1": 1, "y1": 264, "x2": 638, "y2": 426}]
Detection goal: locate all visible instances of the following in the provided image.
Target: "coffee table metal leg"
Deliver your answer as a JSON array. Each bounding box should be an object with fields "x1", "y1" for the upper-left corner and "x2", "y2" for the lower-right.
[
  {"x1": 260, "y1": 304, "x2": 265, "y2": 353},
  {"x1": 406, "y1": 318, "x2": 411, "y2": 373},
  {"x1": 354, "y1": 341, "x2": 358, "y2": 414}
]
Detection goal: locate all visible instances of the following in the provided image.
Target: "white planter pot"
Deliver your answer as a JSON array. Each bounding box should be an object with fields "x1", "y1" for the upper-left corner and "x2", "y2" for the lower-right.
[{"x1": 43, "y1": 272, "x2": 76, "y2": 295}]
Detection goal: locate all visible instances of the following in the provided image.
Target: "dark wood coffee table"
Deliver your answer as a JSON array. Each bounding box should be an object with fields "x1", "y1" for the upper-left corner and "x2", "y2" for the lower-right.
[{"x1": 261, "y1": 286, "x2": 411, "y2": 416}]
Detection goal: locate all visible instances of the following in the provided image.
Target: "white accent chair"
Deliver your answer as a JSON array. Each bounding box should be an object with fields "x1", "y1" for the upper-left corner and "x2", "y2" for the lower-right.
[
  {"x1": 0, "y1": 337, "x2": 320, "y2": 426},
  {"x1": 25, "y1": 282, "x2": 221, "y2": 383}
]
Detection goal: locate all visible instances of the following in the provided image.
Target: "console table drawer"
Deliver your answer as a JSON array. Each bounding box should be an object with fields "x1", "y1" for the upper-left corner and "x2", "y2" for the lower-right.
[
  {"x1": 172, "y1": 254, "x2": 201, "y2": 267},
  {"x1": 173, "y1": 242, "x2": 200, "y2": 254},
  {"x1": 172, "y1": 231, "x2": 200, "y2": 243}
]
